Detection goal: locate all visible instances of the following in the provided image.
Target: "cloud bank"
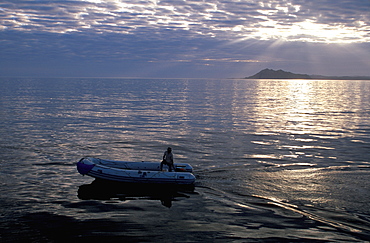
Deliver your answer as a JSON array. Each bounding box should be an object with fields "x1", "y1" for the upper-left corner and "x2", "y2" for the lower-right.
[
  {"x1": 1, "y1": 0, "x2": 370, "y2": 77},
  {"x1": 2, "y1": 0, "x2": 369, "y2": 43}
]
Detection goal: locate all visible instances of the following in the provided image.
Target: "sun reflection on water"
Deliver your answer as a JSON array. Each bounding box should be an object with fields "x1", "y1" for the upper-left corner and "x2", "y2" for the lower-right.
[
  {"x1": 233, "y1": 79, "x2": 370, "y2": 209},
  {"x1": 241, "y1": 79, "x2": 369, "y2": 161}
]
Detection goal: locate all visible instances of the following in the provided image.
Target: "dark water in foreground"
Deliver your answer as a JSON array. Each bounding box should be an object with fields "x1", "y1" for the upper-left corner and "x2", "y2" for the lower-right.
[{"x1": 1, "y1": 77, "x2": 370, "y2": 242}]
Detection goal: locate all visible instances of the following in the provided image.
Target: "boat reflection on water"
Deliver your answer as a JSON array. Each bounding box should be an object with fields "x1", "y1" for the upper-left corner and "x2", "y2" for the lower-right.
[{"x1": 78, "y1": 179, "x2": 195, "y2": 208}]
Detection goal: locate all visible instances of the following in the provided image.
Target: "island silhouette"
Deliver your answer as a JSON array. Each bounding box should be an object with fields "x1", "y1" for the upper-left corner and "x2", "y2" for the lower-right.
[{"x1": 245, "y1": 69, "x2": 370, "y2": 80}]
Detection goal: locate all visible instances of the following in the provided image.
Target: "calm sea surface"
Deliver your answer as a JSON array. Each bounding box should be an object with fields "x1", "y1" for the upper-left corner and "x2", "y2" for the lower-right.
[{"x1": 1, "y1": 77, "x2": 370, "y2": 242}]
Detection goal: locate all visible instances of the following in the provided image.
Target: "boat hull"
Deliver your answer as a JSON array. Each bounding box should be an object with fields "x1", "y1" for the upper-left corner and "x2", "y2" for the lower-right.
[{"x1": 77, "y1": 157, "x2": 196, "y2": 185}]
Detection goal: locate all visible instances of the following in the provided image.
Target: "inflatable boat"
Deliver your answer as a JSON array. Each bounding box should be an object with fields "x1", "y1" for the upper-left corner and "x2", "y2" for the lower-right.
[{"x1": 77, "y1": 157, "x2": 195, "y2": 185}]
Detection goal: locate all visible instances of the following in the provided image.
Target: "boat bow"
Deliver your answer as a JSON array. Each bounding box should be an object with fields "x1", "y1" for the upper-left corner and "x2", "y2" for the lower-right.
[{"x1": 77, "y1": 158, "x2": 95, "y2": 175}]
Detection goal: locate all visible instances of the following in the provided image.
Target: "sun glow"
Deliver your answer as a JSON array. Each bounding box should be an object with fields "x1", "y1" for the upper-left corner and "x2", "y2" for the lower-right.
[
  {"x1": 253, "y1": 19, "x2": 368, "y2": 43},
  {"x1": 1, "y1": 0, "x2": 369, "y2": 44}
]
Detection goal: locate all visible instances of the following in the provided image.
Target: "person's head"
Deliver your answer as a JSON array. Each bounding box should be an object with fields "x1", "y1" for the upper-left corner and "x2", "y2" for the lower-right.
[{"x1": 167, "y1": 147, "x2": 172, "y2": 152}]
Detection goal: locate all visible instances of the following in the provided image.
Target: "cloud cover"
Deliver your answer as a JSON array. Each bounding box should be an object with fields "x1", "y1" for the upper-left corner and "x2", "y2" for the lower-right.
[
  {"x1": 1, "y1": 0, "x2": 370, "y2": 77},
  {"x1": 2, "y1": 0, "x2": 370, "y2": 42}
]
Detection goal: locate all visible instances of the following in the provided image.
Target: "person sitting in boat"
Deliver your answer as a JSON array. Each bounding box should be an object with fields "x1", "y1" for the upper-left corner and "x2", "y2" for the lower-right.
[{"x1": 160, "y1": 147, "x2": 175, "y2": 172}]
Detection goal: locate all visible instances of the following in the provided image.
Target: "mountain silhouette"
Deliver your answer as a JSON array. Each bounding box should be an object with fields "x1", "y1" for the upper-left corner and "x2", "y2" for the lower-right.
[
  {"x1": 245, "y1": 68, "x2": 370, "y2": 80},
  {"x1": 245, "y1": 69, "x2": 311, "y2": 79}
]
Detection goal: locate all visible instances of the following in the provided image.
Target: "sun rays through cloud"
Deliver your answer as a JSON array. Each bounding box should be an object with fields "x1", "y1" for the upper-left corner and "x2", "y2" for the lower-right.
[
  {"x1": 1, "y1": 0, "x2": 369, "y2": 43},
  {"x1": 1, "y1": 0, "x2": 370, "y2": 77}
]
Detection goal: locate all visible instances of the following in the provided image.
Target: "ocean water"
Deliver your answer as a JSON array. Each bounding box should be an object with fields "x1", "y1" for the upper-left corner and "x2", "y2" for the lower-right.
[{"x1": 1, "y1": 77, "x2": 370, "y2": 242}]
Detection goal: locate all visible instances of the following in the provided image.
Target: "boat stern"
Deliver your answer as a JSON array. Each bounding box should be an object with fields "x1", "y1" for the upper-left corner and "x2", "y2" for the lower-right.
[
  {"x1": 175, "y1": 163, "x2": 193, "y2": 172},
  {"x1": 176, "y1": 172, "x2": 196, "y2": 185}
]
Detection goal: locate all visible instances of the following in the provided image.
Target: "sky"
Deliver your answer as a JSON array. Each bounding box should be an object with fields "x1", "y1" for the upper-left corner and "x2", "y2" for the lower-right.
[{"x1": 1, "y1": 0, "x2": 370, "y2": 78}]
